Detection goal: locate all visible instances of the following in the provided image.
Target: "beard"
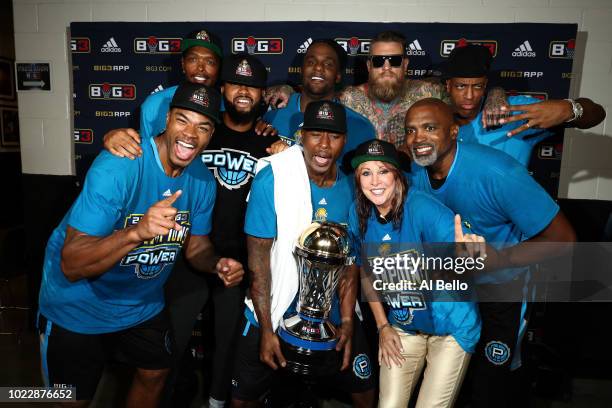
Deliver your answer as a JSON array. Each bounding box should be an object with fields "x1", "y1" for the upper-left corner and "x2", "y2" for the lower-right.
[
  {"x1": 368, "y1": 73, "x2": 404, "y2": 103},
  {"x1": 224, "y1": 95, "x2": 260, "y2": 125},
  {"x1": 411, "y1": 143, "x2": 438, "y2": 167}
]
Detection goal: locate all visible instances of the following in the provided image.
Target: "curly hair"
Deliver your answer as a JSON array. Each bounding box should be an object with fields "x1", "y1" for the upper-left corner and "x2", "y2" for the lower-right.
[{"x1": 354, "y1": 162, "x2": 408, "y2": 238}]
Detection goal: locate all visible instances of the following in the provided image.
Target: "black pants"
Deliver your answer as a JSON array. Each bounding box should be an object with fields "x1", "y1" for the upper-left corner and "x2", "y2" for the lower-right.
[
  {"x1": 469, "y1": 280, "x2": 524, "y2": 408},
  {"x1": 162, "y1": 254, "x2": 244, "y2": 406}
]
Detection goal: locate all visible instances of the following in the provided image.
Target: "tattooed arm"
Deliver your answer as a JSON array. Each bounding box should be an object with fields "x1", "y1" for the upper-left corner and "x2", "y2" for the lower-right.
[
  {"x1": 482, "y1": 87, "x2": 510, "y2": 128},
  {"x1": 336, "y1": 263, "x2": 358, "y2": 369},
  {"x1": 419, "y1": 76, "x2": 444, "y2": 86},
  {"x1": 414, "y1": 79, "x2": 451, "y2": 104},
  {"x1": 264, "y1": 84, "x2": 296, "y2": 109},
  {"x1": 247, "y1": 235, "x2": 287, "y2": 369},
  {"x1": 338, "y1": 85, "x2": 369, "y2": 116},
  {"x1": 247, "y1": 235, "x2": 274, "y2": 331}
]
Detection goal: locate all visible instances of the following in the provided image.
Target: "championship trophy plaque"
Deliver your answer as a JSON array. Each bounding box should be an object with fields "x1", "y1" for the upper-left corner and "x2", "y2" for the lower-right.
[{"x1": 278, "y1": 222, "x2": 350, "y2": 376}]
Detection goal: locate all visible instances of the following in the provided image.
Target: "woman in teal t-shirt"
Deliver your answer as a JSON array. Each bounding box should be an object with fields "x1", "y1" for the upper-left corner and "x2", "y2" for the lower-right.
[{"x1": 348, "y1": 139, "x2": 485, "y2": 408}]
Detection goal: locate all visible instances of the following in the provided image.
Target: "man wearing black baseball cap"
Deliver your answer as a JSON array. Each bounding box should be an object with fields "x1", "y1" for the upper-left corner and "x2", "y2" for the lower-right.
[
  {"x1": 103, "y1": 29, "x2": 224, "y2": 159},
  {"x1": 37, "y1": 82, "x2": 244, "y2": 407},
  {"x1": 233, "y1": 100, "x2": 376, "y2": 408},
  {"x1": 98, "y1": 33, "x2": 279, "y2": 406},
  {"x1": 446, "y1": 44, "x2": 605, "y2": 166},
  {"x1": 263, "y1": 38, "x2": 376, "y2": 170},
  {"x1": 194, "y1": 53, "x2": 280, "y2": 408}
]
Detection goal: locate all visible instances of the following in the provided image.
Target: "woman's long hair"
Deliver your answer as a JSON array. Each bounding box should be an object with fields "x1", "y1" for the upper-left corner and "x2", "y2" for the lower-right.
[{"x1": 354, "y1": 161, "x2": 408, "y2": 238}]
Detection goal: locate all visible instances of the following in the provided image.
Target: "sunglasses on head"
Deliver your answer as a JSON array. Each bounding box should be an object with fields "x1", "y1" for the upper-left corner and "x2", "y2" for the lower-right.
[{"x1": 369, "y1": 55, "x2": 404, "y2": 68}]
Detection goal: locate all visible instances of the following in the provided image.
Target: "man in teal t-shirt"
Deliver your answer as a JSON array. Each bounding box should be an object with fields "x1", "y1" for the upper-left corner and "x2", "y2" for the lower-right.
[
  {"x1": 264, "y1": 39, "x2": 376, "y2": 172},
  {"x1": 232, "y1": 100, "x2": 375, "y2": 408},
  {"x1": 404, "y1": 98, "x2": 576, "y2": 408},
  {"x1": 38, "y1": 83, "x2": 243, "y2": 406}
]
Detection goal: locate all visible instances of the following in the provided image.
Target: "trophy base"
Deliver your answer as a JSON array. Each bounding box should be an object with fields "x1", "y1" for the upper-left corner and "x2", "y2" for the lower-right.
[
  {"x1": 278, "y1": 314, "x2": 340, "y2": 377},
  {"x1": 279, "y1": 334, "x2": 340, "y2": 377}
]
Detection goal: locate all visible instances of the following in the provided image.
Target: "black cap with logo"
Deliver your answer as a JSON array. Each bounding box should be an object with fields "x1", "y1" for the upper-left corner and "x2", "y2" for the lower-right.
[
  {"x1": 221, "y1": 53, "x2": 268, "y2": 89},
  {"x1": 445, "y1": 44, "x2": 492, "y2": 78},
  {"x1": 170, "y1": 82, "x2": 221, "y2": 123},
  {"x1": 351, "y1": 139, "x2": 400, "y2": 169},
  {"x1": 181, "y1": 29, "x2": 223, "y2": 58},
  {"x1": 302, "y1": 100, "x2": 347, "y2": 134}
]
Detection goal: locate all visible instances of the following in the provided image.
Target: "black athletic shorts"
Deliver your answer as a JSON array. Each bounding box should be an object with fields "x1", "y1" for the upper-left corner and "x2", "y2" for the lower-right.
[
  {"x1": 38, "y1": 309, "x2": 174, "y2": 401},
  {"x1": 231, "y1": 315, "x2": 376, "y2": 402}
]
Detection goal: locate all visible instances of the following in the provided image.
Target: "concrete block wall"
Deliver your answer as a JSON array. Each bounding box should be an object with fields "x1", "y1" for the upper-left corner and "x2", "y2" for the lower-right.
[{"x1": 11, "y1": 0, "x2": 612, "y2": 200}]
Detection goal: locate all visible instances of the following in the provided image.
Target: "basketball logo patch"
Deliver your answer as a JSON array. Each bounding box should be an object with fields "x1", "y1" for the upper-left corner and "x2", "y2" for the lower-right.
[{"x1": 485, "y1": 340, "x2": 510, "y2": 365}]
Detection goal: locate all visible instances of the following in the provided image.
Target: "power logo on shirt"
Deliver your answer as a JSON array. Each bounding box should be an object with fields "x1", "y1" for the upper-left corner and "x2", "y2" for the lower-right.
[
  {"x1": 387, "y1": 294, "x2": 427, "y2": 325},
  {"x1": 314, "y1": 207, "x2": 328, "y2": 222},
  {"x1": 120, "y1": 211, "x2": 191, "y2": 279},
  {"x1": 367, "y1": 247, "x2": 428, "y2": 325},
  {"x1": 202, "y1": 148, "x2": 258, "y2": 190}
]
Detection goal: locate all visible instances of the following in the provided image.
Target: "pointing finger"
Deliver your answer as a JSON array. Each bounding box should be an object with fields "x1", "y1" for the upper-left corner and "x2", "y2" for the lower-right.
[
  {"x1": 454, "y1": 214, "x2": 464, "y2": 242},
  {"x1": 159, "y1": 190, "x2": 182, "y2": 206}
]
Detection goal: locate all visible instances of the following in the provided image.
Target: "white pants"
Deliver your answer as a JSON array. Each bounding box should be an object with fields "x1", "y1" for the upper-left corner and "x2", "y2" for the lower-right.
[{"x1": 378, "y1": 328, "x2": 471, "y2": 408}]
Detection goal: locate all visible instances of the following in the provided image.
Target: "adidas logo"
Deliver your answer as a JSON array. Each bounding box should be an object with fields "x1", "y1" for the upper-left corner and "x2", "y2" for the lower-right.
[
  {"x1": 512, "y1": 41, "x2": 536, "y2": 57},
  {"x1": 382, "y1": 234, "x2": 391, "y2": 241},
  {"x1": 151, "y1": 84, "x2": 164, "y2": 95},
  {"x1": 297, "y1": 38, "x2": 313, "y2": 54},
  {"x1": 318, "y1": 198, "x2": 327, "y2": 205},
  {"x1": 406, "y1": 39, "x2": 425, "y2": 56},
  {"x1": 101, "y1": 37, "x2": 121, "y2": 53},
  {"x1": 163, "y1": 189, "x2": 172, "y2": 197}
]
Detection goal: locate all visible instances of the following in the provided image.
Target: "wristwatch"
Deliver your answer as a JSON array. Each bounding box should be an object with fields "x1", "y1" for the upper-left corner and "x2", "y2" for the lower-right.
[{"x1": 564, "y1": 99, "x2": 584, "y2": 123}]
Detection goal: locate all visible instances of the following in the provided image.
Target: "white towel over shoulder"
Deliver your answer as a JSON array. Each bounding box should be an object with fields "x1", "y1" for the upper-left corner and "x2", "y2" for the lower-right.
[{"x1": 245, "y1": 145, "x2": 312, "y2": 331}]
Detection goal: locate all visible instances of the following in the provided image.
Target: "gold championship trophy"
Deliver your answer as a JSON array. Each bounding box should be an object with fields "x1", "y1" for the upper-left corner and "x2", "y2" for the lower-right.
[{"x1": 278, "y1": 222, "x2": 350, "y2": 376}]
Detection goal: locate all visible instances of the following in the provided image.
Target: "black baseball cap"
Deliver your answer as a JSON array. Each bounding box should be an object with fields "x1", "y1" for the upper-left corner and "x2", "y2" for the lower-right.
[
  {"x1": 181, "y1": 29, "x2": 223, "y2": 58},
  {"x1": 444, "y1": 44, "x2": 492, "y2": 78},
  {"x1": 170, "y1": 82, "x2": 221, "y2": 123},
  {"x1": 351, "y1": 139, "x2": 400, "y2": 169},
  {"x1": 302, "y1": 100, "x2": 347, "y2": 134},
  {"x1": 221, "y1": 54, "x2": 268, "y2": 89}
]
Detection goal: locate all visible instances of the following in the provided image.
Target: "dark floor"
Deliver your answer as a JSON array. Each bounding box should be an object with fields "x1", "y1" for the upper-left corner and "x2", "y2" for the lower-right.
[{"x1": 3, "y1": 273, "x2": 612, "y2": 408}]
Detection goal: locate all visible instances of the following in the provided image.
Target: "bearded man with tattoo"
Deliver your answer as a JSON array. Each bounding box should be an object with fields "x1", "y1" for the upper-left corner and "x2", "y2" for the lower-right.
[{"x1": 338, "y1": 31, "x2": 508, "y2": 149}]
